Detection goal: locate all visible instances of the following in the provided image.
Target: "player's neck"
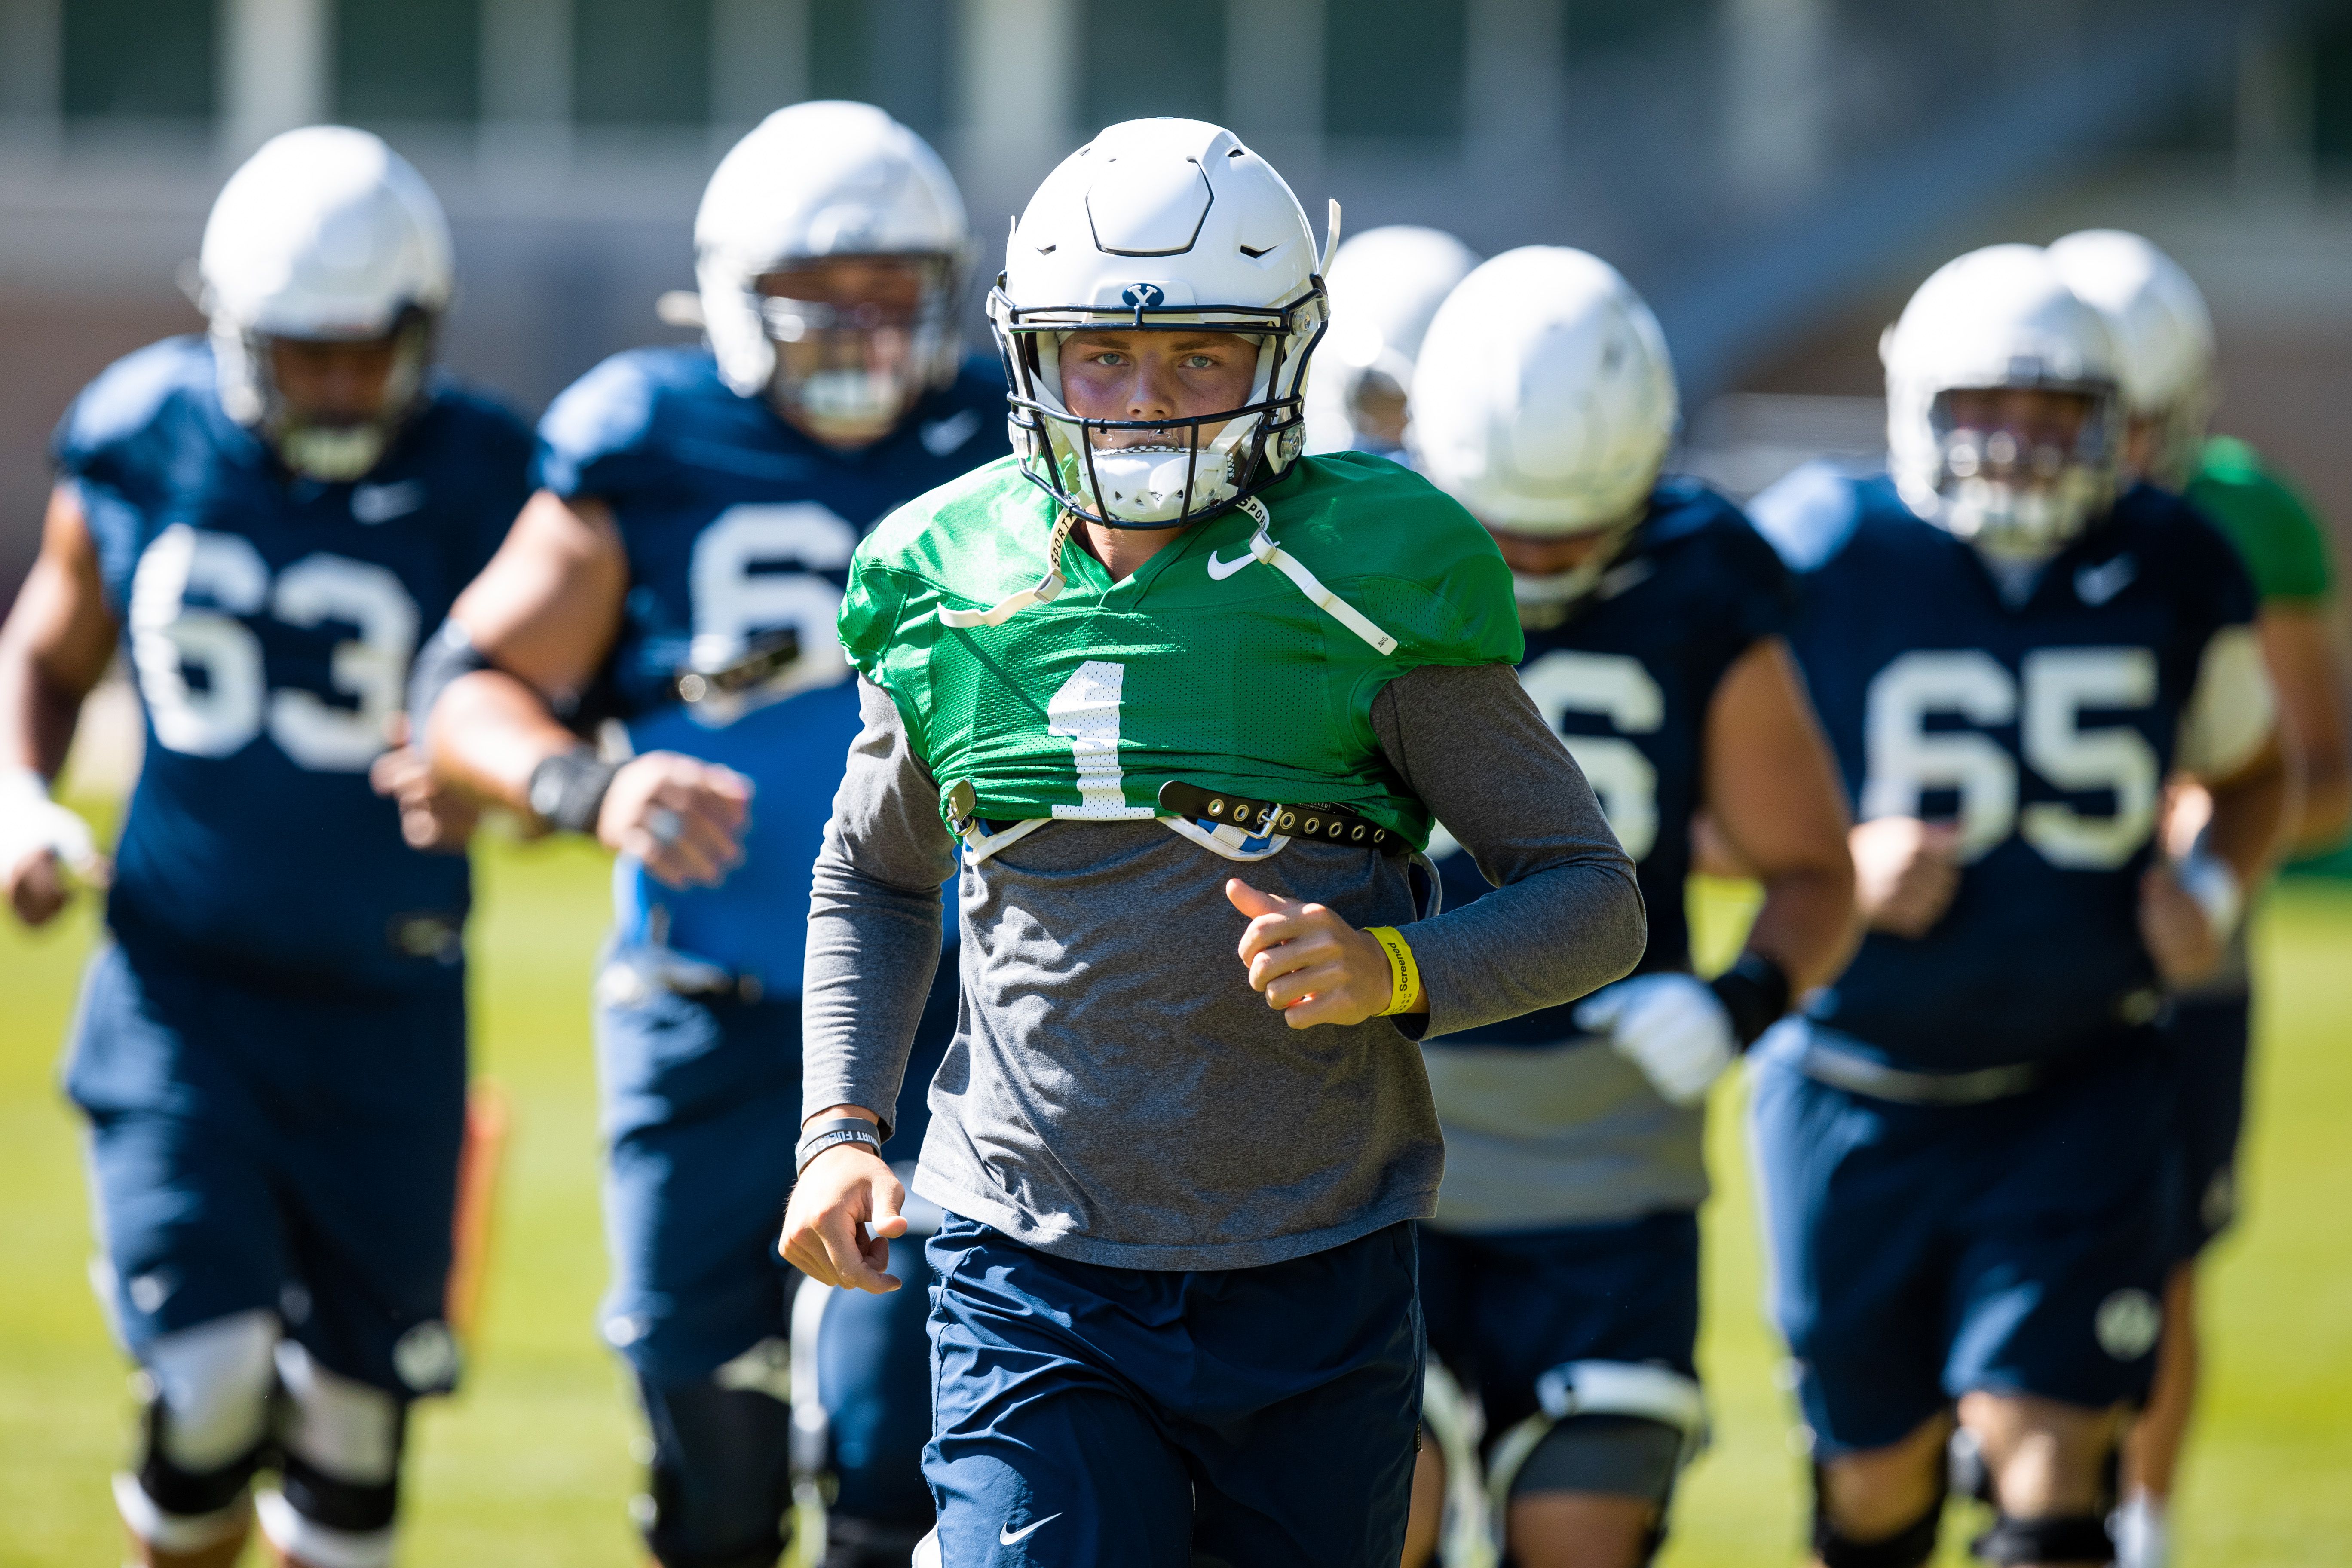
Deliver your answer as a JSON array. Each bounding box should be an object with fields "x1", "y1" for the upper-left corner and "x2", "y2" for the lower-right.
[{"x1": 1075, "y1": 517, "x2": 1185, "y2": 582}]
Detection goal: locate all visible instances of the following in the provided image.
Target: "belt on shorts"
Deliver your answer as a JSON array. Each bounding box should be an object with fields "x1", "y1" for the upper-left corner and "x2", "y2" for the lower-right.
[
  {"x1": 1795, "y1": 1040, "x2": 2047, "y2": 1106},
  {"x1": 597, "y1": 944, "x2": 766, "y2": 1008},
  {"x1": 1794, "y1": 1029, "x2": 2160, "y2": 1106}
]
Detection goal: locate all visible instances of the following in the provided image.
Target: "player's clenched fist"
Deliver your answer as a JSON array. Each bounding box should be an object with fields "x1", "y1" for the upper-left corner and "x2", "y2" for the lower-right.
[
  {"x1": 2137, "y1": 861, "x2": 2228, "y2": 985},
  {"x1": 781, "y1": 1121, "x2": 908, "y2": 1295},
  {"x1": 1228, "y1": 879, "x2": 1422, "y2": 1029},
  {"x1": 1850, "y1": 816, "x2": 1962, "y2": 938},
  {"x1": 597, "y1": 752, "x2": 753, "y2": 890},
  {"x1": 370, "y1": 714, "x2": 481, "y2": 852},
  {"x1": 1, "y1": 771, "x2": 105, "y2": 928}
]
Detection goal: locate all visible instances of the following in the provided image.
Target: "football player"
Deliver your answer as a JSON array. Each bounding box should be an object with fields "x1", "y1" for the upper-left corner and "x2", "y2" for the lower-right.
[
  {"x1": 1399, "y1": 247, "x2": 1857, "y2": 1568},
  {"x1": 1744, "y1": 245, "x2": 2287, "y2": 1568},
  {"x1": 411, "y1": 102, "x2": 1002, "y2": 1568},
  {"x1": 2047, "y1": 227, "x2": 2351, "y2": 1568},
  {"x1": 1302, "y1": 224, "x2": 1479, "y2": 459},
  {"x1": 0, "y1": 128, "x2": 530, "y2": 1568},
  {"x1": 778, "y1": 118, "x2": 1646, "y2": 1568}
]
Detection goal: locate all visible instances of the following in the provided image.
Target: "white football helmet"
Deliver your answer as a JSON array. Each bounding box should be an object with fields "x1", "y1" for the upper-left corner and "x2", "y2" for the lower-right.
[
  {"x1": 990, "y1": 118, "x2": 1334, "y2": 529},
  {"x1": 1411, "y1": 247, "x2": 1677, "y2": 607},
  {"x1": 199, "y1": 126, "x2": 454, "y2": 482},
  {"x1": 1884, "y1": 244, "x2": 2124, "y2": 563},
  {"x1": 1304, "y1": 225, "x2": 1479, "y2": 457},
  {"x1": 2046, "y1": 229, "x2": 2216, "y2": 490},
  {"x1": 697, "y1": 101, "x2": 971, "y2": 442}
]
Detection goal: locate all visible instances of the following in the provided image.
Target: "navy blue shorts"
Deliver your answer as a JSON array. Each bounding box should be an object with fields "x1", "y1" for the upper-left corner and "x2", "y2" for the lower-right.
[
  {"x1": 594, "y1": 953, "x2": 956, "y2": 1380},
  {"x1": 1748, "y1": 1030, "x2": 2180, "y2": 1455},
  {"x1": 923, "y1": 1215, "x2": 1424, "y2": 1568},
  {"x1": 1417, "y1": 1212, "x2": 1699, "y2": 1443},
  {"x1": 66, "y1": 939, "x2": 466, "y2": 1397},
  {"x1": 596, "y1": 949, "x2": 956, "y2": 1530},
  {"x1": 2164, "y1": 993, "x2": 2249, "y2": 1262}
]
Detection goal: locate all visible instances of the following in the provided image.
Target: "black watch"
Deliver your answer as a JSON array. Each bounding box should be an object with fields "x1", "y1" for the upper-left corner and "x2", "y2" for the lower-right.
[{"x1": 526, "y1": 747, "x2": 620, "y2": 835}]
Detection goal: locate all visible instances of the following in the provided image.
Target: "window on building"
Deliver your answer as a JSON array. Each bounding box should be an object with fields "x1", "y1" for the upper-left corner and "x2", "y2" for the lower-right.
[
  {"x1": 1565, "y1": 0, "x2": 1709, "y2": 57},
  {"x1": 1324, "y1": 0, "x2": 1464, "y2": 141},
  {"x1": 337, "y1": 0, "x2": 480, "y2": 122},
  {"x1": 2317, "y1": 17, "x2": 2352, "y2": 162},
  {"x1": 575, "y1": 0, "x2": 711, "y2": 124},
  {"x1": 62, "y1": 0, "x2": 216, "y2": 120},
  {"x1": 1080, "y1": 0, "x2": 1225, "y2": 135},
  {"x1": 810, "y1": 0, "x2": 952, "y2": 142}
]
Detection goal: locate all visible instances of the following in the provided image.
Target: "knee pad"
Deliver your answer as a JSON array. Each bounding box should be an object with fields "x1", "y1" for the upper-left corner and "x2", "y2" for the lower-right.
[
  {"x1": 1512, "y1": 1415, "x2": 1686, "y2": 1505},
  {"x1": 257, "y1": 1340, "x2": 406, "y2": 1568},
  {"x1": 1480, "y1": 1362, "x2": 1708, "y2": 1568},
  {"x1": 123, "y1": 1309, "x2": 279, "y2": 1536},
  {"x1": 1971, "y1": 1513, "x2": 2115, "y2": 1566},
  {"x1": 636, "y1": 1372, "x2": 794, "y2": 1568},
  {"x1": 1812, "y1": 1466, "x2": 1944, "y2": 1568},
  {"x1": 143, "y1": 1309, "x2": 280, "y2": 1474}
]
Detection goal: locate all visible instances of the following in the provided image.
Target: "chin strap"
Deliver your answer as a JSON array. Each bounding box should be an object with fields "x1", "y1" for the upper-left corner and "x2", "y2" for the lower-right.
[
  {"x1": 938, "y1": 509, "x2": 1078, "y2": 629},
  {"x1": 1231, "y1": 496, "x2": 1399, "y2": 655}
]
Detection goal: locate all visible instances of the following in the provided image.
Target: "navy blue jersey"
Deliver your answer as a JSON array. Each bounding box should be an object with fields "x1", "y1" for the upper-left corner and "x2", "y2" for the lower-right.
[
  {"x1": 1435, "y1": 479, "x2": 1794, "y2": 1044},
  {"x1": 536, "y1": 348, "x2": 1008, "y2": 992},
  {"x1": 53, "y1": 336, "x2": 531, "y2": 988},
  {"x1": 1752, "y1": 465, "x2": 2257, "y2": 1071}
]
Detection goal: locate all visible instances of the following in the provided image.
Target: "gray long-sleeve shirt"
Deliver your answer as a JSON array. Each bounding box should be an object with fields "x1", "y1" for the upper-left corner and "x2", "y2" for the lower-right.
[{"x1": 803, "y1": 661, "x2": 1644, "y2": 1271}]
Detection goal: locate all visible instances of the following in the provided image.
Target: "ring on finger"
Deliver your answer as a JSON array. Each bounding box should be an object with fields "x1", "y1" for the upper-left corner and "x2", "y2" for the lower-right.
[{"x1": 646, "y1": 806, "x2": 684, "y2": 845}]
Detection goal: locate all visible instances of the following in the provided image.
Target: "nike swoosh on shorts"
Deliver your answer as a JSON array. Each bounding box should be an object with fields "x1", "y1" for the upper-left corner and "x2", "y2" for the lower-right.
[{"x1": 1000, "y1": 1513, "x2": 1062, "y2": 1545}]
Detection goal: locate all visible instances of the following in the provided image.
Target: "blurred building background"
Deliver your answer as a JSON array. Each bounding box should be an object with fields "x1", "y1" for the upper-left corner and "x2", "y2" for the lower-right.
[{"x1": 3, "y1": 0, "x2": 2351, "y2": 601}]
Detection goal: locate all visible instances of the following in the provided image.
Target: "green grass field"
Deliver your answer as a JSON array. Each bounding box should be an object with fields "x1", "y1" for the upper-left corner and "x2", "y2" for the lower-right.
[{"x1": 2, "y1": 838, "x2": 2346, "y2": 1565}]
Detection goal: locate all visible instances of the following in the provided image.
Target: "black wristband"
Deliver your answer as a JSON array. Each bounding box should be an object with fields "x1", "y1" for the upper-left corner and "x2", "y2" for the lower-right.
[
  {"x1": 795, "y1": 1116, "x2": 885, "y2": 1176},
  {"x1": 1709, "y1": 951, "x2": 1793, "y2": 1050},
  {"x1": 526, "y1": 747, "x2": 620, "y2": 835}
]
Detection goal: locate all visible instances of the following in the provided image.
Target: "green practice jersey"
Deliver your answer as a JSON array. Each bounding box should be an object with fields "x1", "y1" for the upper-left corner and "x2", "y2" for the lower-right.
[
  {"x1": 838, "y1": 452, "x2": 1523, "y2": 849},
  {"x1": 2187, "y1": 435, "x2": 2334, "y2": 606}
]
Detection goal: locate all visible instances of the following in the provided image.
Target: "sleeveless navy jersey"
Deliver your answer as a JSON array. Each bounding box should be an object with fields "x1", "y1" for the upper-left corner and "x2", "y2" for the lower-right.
[
  {"x1": 535, "y1": 347, "x2": 1008, "y2": 993},
  {"x1": 1435, "y1": 479, "x2": 1795, "y2": 1044},
  {"x1": 1751, "y1": 464, "x2": 2257, "y2": 1072},
  {"x1": 52, "y1": 336, "x2": 532, "y2": 989}
]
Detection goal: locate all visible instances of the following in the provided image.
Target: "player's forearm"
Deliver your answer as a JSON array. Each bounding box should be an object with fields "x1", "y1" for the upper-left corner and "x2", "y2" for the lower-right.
[
  {"x1": 1373, "y1": 663, "x2": 1647, "y2": 1035},
  {"x1": 2288, "y1": 758, "x2": 2352, "y2": 857},
  {"x1": 2259, "y1": 606, "x2": 2352, "y2": 855},
  {"x1": 423, "y1": 668, "x2": 583, "y2": 812},
  {"x1": 0, "y1": 641, "x2": 85, "y2": 780},
  {"x1": 1744, "y1": 859, "x2": 1861, "y2": 993},
  {"x1": 2200, "y1": 738, "x2": 2289, "y2": 891},
  {"x1": 0, "y1": 490, "x2": 119, "y2": 779},
  {"x1": 802, "y1": 678, "x2": 962, "y2": 1137},
  {"x1": 803, "y1": 851, "x2": 944, "y2": 1140}
]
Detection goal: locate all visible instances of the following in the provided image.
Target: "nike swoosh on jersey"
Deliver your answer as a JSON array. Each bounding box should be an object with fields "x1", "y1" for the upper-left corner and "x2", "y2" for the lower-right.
[
  {"x1": 351, "y1": 480, "x2": 426, "y2": 524},
  {"x1": 1000, "y1": 1514, "x2": 1062, "y2": 1545},
  {"x1": 1206, "y1": 548, "x2": 1257, "y2": 580},
  {"x1": 1596, "y1": 559, "x2": 1655, "y2": 599},
  {"x1": 921, "y1": 410, "x2": 984, "y2": 456},
  {"x1": 2074, "y1": 555, "x2": 2137, "y2": 606}
]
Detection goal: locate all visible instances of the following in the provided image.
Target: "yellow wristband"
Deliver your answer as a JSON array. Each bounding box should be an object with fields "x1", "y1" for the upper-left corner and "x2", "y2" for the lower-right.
[{"x1": 1367, "y1": 926, "x2": 1424, "y2": 1016}]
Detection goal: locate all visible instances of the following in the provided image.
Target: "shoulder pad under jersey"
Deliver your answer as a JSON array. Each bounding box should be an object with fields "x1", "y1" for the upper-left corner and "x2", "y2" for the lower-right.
[
  {"x1": 52, "y1": 337, "x2": 217, "y2": 476},
  {"x1": 1746, "y1": 460, "x2": 1877, "y2": 574},
  {"x1": 534, "y1": 346, "x2": 723, "y2": 497}
]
